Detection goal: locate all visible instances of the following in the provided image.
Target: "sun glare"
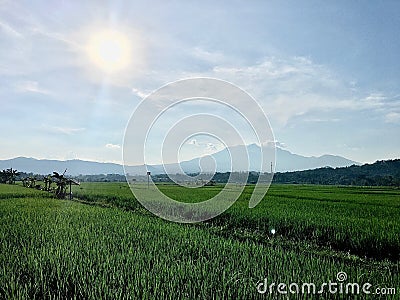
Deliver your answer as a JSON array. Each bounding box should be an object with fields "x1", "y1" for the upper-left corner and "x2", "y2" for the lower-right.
[{"x1": 86, "y1": 30, "x2": 131, "y2": 72}]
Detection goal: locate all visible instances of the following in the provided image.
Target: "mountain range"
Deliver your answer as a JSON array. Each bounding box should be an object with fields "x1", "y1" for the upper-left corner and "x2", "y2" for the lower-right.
[{"x1": 0, "y1": 145, "x2": 359, "y2": 176}]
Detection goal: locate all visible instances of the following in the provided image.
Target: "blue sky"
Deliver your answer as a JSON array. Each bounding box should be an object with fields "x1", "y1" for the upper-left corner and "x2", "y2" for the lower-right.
[{"x1": 0, "y1": 1, "x2": 399, "y2": 164}]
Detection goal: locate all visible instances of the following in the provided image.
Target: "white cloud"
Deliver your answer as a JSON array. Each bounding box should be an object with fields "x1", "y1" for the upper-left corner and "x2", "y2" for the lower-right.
[
  {"x1": 190, "y1": 47, "x2": 227, "y2": 64},
  {"x1": 262, "y1": 140, "x2": 286, "y2": 148},
  {"x1": 205, "y1": 142, "x2": 217, "y2": 152},
  {"x1": 303, "y1": 117, "x2": 341, "y2": 123},
  {"x1": 15, "y1": 80, "x2": 50, "y2": 95},
  {"x1": 360, "y1": 93, "x2": 386, "y2": 108},
  {"x1": 176, "y1": 56, "x2": 344, "y2": 125},
  {"x1": 186, "y1": 139, "x2": 217, "y2": 150},
  {"x1": 131, "y1": 87, "x2": 148, "y2": 99},
  {"x1": 47, "y1": 126, "x2": 85, "y2": 135},
  {"x1": 187, "y1": 56, "x2": 398, "y2": 126},
  {"x1": 385, "y1": 112, "x2": 400, "y2": 124},
  {"x1": 185, "y1": 139, "x2": 221, "y2": 155},
  {"x1": 105, "y1": 143, "x2": 121, "y2": 149},
  {"x1": 0, "y1": 20, "x2": 23, "y2": 38},
  {"x1": 30, "y1": 26, "x2": 80, "y2": 49}
]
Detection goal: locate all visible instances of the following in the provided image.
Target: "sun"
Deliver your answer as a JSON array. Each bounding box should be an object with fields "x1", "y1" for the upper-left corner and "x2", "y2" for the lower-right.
[{"x1": 86, "y1": 30, "x2": 131, "y2": 72}]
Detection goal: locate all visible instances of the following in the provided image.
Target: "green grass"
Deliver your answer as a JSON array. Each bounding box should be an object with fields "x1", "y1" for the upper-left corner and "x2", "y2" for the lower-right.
[
  {"x1": 0, "y1": 183, "x2": 399, "y2": 299},
  {"x1": 225, "y1": 184, "x2": 400, "y2": 260},
  {"x1": 72, "y1": 183, "x2": 400, "y2": 260}
]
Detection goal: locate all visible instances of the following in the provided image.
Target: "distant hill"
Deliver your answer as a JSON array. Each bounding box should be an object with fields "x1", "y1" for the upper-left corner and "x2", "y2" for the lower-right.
[
  {"x1": 275, "y1": 148, "x2": 358, "y2": 172},
  {"x1": 0, "y1": 145, "x2": 358, "y2": 176},
  {"x1": 272, "y1": 159, "x2": 400, "y2": 186},
  {"x1": 0, "y1": 157, "x2": 125, "y2": 176}
]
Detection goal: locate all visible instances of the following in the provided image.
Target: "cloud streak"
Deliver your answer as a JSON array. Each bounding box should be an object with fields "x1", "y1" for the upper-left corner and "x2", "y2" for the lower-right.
[
  {"x1": 385, "y1": 112, "x2": 400, "y2": 124},
  {"x1": 131, "y1": 87, "x2": 148, "y2": 99},
  {"x1": 15, "y1": 80, "x2": 51, "y2": 95},
  {"x1": 47, "y1": 126, "x2": 86, "y2": 135},
  {"x1": 105, "y1": 143, "x2": 121, "y2": 149},
  {"x1": 0, "y1": 20, "x2": 23, "y2": 38}
]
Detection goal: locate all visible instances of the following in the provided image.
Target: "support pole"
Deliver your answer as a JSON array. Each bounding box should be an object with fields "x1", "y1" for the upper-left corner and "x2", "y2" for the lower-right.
[{"x1": 147, "y1": 171, "x2": 151, "y2": 189}]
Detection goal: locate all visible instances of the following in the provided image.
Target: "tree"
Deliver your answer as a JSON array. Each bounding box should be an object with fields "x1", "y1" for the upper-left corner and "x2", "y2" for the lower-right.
[
  {"x1": 25, "y1": 176, "x2": 37, "y2": 188},
  {"x1": 51, "y1": 170, "x2": 80, "y2": 199},
  {"x1": 8, "y1": 168, "x2": 19, "y2": 184},
  {"x1": 0, "y1": 170, "x2": 7, "y2": 184},
  {"x1": 52, "y1": 170, "x2": 68, "y2": 199},
  {"x1": 0, "y1": 168, "x2": 19, "y2": 184},
  {"x1": 43, "y1": 175, "x2": 53, "y2": 191}
]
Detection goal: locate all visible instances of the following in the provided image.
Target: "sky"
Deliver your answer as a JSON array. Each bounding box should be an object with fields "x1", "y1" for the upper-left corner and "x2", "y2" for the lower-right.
[{"x1": 1, "y1": 0, "x2": 399, "y2": 165}]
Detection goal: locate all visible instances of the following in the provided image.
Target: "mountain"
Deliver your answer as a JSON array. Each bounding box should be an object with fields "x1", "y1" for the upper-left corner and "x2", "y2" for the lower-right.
[
  {"x1": 153, "y1": 144, "x2": 358, "y2": 174},
  {"x1": 275, "y1": 148, "x2": 359, "y2": 172},
  {"x1": 0, "y1": 157, "x2": 125, "y2": 176},
  {"x1": 0, "y1": 146, "x2": 359, "y2": 175}
]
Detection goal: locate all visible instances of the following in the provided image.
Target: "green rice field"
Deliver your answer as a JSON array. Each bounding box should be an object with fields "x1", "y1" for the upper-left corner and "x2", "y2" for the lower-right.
[{"x1": 0, "y1": 183, "x2": 399, "y2": 299}]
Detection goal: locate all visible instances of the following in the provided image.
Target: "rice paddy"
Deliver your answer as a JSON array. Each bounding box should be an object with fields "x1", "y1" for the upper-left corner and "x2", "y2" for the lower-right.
[{"x1": 0, "y1": 183, "x2": 398, "y2": 299}]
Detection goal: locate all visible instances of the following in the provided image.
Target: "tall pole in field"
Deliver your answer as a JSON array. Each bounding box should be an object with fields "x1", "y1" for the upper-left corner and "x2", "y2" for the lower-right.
[
  {"x1": 147, "y1": 171, "x2": 151, "y2": 189},
  {"x1": 69, "y1": 181, "x2": 72, "y2": 200},
  {"x1": 271, "y1": 162, "x2": 273, "y2": 174}
]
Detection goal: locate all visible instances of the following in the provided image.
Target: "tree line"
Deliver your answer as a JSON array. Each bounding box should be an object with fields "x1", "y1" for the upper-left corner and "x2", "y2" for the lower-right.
[
  {"x1": 2, "y1": 159, "x2": 399, "y2": 187},
  {"x1": 153, "y1": 159, "x2": 400, "y2": 187},
  {"x1": 272, "y1": 159, "x2": 400, "y2": 186}
]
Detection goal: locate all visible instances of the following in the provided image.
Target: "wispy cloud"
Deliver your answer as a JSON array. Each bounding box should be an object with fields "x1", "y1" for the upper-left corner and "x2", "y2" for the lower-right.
[
  {"x1": 303, "y1": 117, "x2": 341, "y2": 123},
  {"x1": 48, "y1": 126, "x2": 85, "y2": 135},
  {"x1": 15, "y1": 80, "x2": 50, "y2": 95},
  {"x1": 359, "y1": 93, "x2": 387, "y2": 109},
  {"x1": 190, "y1": 47, "x2": 227, "y2": 64},
  {"x1": 262, "y1": 140, "x2": 286, "y2": 148},
  {"x1": 29, "y1": 25, "x2": 81, "y2": 50},
  {"x1": 105, "y1": 143, "x2": 121, "y2": 149},
  {"x1": 131, "y1": 87, "x2": 148, "y2": 99},
  {"x1": 0, "y1": 19, "x2": 23, "y2": 38},
  {"x1": 189, "y1": 56, "x2": 398, "y2": 126},
  {"x1": 385, "y1": 112, "x2": 400, "y2": 124},
  {"x1": 186, "y1": 139, "x2": 222, "y2": 155}
]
